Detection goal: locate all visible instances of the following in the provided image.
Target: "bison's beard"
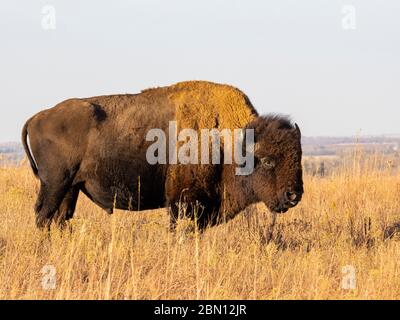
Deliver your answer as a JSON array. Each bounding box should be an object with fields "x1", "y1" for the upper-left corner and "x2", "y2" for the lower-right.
[{"x1": 270, "y1": 200, "x2": 299, "y2": 214}]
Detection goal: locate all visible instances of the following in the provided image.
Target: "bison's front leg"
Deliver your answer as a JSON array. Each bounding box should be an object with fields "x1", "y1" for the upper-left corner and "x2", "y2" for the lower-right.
[
  {"x1": 167, "y1": 199, "x2": 219, "y2": 232},
  {"x1": 165, "y1": 164, "x2": 223, "y2": 232},
  {"x1": 168, "y1": 205, "x2": 179, "y2": 232}
]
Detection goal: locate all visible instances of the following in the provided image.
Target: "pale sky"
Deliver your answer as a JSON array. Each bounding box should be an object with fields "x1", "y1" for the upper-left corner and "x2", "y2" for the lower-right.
[{"x1": 0, "y1": 0, "x2": 399, "y2": 141}]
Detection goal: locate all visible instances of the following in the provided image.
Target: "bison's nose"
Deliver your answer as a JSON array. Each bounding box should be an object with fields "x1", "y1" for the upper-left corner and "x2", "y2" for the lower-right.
[{"x1": 284, "y1": 191, "x2": 300, "y2": 206}]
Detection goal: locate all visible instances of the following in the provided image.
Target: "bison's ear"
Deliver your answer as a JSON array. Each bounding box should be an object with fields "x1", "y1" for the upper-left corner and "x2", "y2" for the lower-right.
[{"x1": 294, "y1": 123, "x2": 301, "y2": 139}]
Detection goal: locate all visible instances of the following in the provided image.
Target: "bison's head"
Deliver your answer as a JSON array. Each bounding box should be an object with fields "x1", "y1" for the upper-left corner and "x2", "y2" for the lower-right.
[{"x1": 245, "y1": 115, "x2": 303, "y2": 214}]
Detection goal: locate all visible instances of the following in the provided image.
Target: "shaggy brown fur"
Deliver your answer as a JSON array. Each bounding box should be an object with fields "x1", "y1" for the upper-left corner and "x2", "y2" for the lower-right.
[{"x1": 22, "y1": 81, "x2": 303, "y2": 230}]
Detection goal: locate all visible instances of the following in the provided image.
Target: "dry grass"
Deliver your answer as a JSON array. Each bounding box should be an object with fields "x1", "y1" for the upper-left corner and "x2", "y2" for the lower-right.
[{"x1": 1, "y1": 152, "x2": 400, "y2": 300}]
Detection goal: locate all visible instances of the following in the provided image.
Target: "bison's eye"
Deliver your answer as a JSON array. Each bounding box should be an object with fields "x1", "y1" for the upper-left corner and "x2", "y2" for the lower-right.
[{"x1": 260, "y1": 157, "x2": 275, "y2": 169}]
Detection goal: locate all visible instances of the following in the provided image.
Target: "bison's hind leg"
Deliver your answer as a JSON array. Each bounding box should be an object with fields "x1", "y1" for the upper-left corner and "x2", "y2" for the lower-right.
[
  {"x1": 35, "y1": 179, "x2": 74, "y2": 230},
  {"x1": 53, "y1": 186, "x2": 80, "y2": 229}
]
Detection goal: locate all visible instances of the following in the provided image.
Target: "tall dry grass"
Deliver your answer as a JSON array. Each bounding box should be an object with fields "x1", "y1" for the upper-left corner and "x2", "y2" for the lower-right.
[{"x1": 0, "y1": 150, "x2": 400, "y2": 300}]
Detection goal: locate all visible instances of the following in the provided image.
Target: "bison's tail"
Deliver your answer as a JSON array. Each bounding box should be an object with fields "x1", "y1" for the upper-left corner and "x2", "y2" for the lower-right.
[{"x1": 21, "y1": 117, "x2": 39, "y2": 178}]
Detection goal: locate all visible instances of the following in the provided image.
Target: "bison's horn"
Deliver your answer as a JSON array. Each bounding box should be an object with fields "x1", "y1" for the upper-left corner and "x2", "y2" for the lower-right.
[{"x1": 294, "y1": 123, "x2": 301, "y2": 138}]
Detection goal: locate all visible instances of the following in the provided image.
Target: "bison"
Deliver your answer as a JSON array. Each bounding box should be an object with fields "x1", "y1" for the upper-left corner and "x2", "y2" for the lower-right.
[{"x1": 22, "y1": 81, "x2": 303, "y2": 230}]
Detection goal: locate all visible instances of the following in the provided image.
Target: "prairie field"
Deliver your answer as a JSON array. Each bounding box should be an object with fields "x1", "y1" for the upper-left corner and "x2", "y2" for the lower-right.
[{"x1": 1, "y1": 151, "x2": 400, "y2": 300}]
